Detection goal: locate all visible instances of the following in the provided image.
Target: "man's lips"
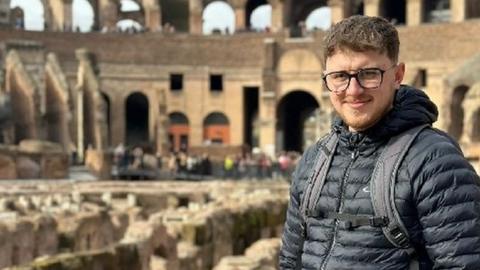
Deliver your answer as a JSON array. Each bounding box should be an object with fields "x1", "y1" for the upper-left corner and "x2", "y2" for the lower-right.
[{"x1": 345, "y1": 99, "x2": 370, "y2": 108}]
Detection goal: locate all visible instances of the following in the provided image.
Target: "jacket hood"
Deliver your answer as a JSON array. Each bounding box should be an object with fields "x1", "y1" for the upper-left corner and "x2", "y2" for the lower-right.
[{"x1": 332, "y1": 85, "x2": 438, "y2": 143}]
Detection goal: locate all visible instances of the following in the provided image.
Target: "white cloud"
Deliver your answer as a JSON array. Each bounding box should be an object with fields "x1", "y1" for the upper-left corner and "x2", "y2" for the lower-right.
[
  {"x1": 306, "y1": 7, "x2": 331, "y2": 31},
  {"x1": 250, "y1": 5, "x2": 271, "y2": 31},
  {"x1": 202, "y1": 1, "x2": 235, "y2": 34}
]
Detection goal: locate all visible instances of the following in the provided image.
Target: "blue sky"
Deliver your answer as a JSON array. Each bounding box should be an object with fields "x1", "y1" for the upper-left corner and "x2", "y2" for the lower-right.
[{"x1": 11, "y1": 0, "x2": 330, "y2": 33}]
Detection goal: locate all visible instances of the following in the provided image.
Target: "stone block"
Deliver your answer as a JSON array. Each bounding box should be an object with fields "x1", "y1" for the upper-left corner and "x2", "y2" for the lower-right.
[
  {"x1": 16, "y1": 157, "x2": 41, "y2": 179},
  {"x1": 18, "y1": 140, "x2": 63, "y2": 153},
  {"x1": 85, "y1": 149, "x2": 112, "y2": 180},
  {"x1": 0, "y1": 223, "x2": 13, "y2": 269},
  {"x1": 34, "y1": 215, "x2": 58, "y2": 257},
  {"x1": 0, "y1": 153, "x2": 16, "y2": 179},
  {"x1": 41, "y1": 153, "x2": 69, "y2": 179},
  {"x1": 213, "y1": 256, "x2": 263, "y2": 270},
  {"x1": 8, "y1": 218, "x2": 35, "y2": 266}
]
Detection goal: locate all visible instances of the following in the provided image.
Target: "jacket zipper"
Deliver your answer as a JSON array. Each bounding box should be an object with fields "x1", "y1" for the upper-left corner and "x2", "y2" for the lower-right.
[{"x1": 320, "y1": 148, "x2": 359, "y2": 270}]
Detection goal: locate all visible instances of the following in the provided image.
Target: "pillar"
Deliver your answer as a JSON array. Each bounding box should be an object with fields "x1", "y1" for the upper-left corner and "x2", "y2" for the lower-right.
[
  {"x1": 407, "y1": 0, "x2": 423, "y2": 26},
  {"x1": 189, "y1": 0, "x2": 203, "y2": 34},
  {"x1": 45, "y1": 0, "x2": 73, "y2": 31},
  {"x1": 328, "y1": 0, "x2": 348, "y2": 24},
  {"x1": 142, "y1": 0, "x2": 162, "y2": 31},
  {"x1": 270, "y1": 0, "x2": 284, "y2": 32},
  {"x1": 451, "y1": 0, "x2": 467, "y2": 22},
  {"x1": 364, "y1": 0, "x2": 381, "y2": 17}
]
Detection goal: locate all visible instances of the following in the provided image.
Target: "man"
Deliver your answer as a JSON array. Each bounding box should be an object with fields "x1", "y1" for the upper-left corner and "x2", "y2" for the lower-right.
[{"x1": 279, "y1": 15, "x2": 480, "y2": 269}]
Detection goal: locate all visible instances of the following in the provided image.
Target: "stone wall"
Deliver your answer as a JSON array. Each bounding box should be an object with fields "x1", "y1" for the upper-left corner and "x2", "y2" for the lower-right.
[{"x1": 0, "y1": 180, "x2": 290, "y2": 269}]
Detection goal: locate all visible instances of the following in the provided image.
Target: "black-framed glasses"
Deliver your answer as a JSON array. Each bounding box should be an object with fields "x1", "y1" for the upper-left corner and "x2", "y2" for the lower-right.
[{"x1": 322, "y1": 65, "x2": 397, "y2": 93}]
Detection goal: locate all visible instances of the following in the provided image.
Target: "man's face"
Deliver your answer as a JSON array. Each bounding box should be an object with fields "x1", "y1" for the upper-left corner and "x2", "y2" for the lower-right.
[{"x1": 325, "y1": 49, "x2": 405, "y2": 132}]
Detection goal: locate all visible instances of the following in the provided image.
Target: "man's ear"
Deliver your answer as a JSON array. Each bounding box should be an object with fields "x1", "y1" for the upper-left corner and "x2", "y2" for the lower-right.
[{"x1": 394, "y1": 62, "x2": 406, "y2": 89}]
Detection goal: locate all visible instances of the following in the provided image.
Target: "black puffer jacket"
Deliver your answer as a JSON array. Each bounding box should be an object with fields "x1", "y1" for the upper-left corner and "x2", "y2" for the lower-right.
[{"x1": 279, "y1": 85, "x2": 480, "y2": 270}]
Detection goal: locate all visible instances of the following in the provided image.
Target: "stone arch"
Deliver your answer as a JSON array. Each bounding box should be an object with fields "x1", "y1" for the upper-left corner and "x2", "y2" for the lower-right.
[
  {"x1": 277, "y1": 49, "x2": 322, "y2": 74},
  {"x1": 351, "y1": 0, "x2": 364, "y2": 16},
  {"x1": 276, "y1": 90, "x2": 324, "y2": 152},
  {"x1": 10, "y1": 0, "x2": 45, "y2": 30},
  {"x1": 462, "y1": 83, "x2": 480, "y2": 143},
  {"x1": 10, "y1": 81, "x2": 36, "y2": 144},
  {"x1": 126, "y1": 92, "x2": 149, "y2": 146},
  {"x1": 202, "y1": 1, "x2": 235, "y2": 34},
  {"x1": 45, "y1": 68, "x2": 70, "y2": 149},
  {"x1": 380, "y1": 0, "x2": 406, "y2": 24},
  {"x1": 168, "y1": 112, "x2": 189, "y2": 152},
  {"x1": 305, "y1": 6, "x2": 332, "y2": 31},
  {"x1": 423, "y1": 0, "x2": 450, "y2": 23},
  {"x1": 290, "y1": 0, "x2": 327, "y2": 26},
  {"x1": 160, "y1": 0, "x2": 189, "y2": 32},
  {"x1": 448, "y1": 85, "x2": 469, "y2": 141},
  {"x1": 72, "y1": 0, "x2": 95, "y2": 32},
  {"x1": 117, "y1": 0, "x2": 145, "y2": 28},
  {"x1": 245, "y1": 0, "x2": 270, "y2": 30},
  {"x1": 203, "y1": 112, "x2": 230, "y2": 144},
  {"x1": 100, "y1": 92, "x2": 111, "y2": 146}
]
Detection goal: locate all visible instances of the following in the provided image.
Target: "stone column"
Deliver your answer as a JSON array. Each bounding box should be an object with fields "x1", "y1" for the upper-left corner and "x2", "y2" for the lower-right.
[
  {"x1": 142, "y1": 0, "x2": 162, "y2": 31},
  {"x1": 99, "y1": 0, "x2": 119, "y2": 31},
  {"x1": 451, "y1": 0, "x2": 467, "y2": 22},
  {"x1": 364, "y1": 0, "x2": 381, "y2": 17},
  {"x1": 189, "y1": 0, "x2": 203, "y2": 34},
  {"x1": 260, "y1": 39, "x2": 278, "y2": 157},
  {"x1": 234, "y1": 7, "x2": 246, "y2": 32},
  {"x1": 270, "y1": 0, "x2": 284, "y2": 32},
  {"x1": 407, "y1": 0, "x2": 423, "y2": 26},
  {"x1": 328, "y1": 0, "x2": 348, "y2": 24},
  {"x1": 45, "y1": 0, "x2": 73, "y2": 31}
]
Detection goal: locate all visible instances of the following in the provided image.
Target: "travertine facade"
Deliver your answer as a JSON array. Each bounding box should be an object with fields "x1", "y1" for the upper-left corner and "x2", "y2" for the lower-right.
[{"x1": 0, "y1": 0, "x2": 479, "y2": 170}]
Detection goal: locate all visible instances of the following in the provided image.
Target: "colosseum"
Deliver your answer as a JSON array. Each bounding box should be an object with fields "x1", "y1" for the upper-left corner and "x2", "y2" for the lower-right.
[{"x1": 0, "y1": 0, "x2": 479, "y2": 269}]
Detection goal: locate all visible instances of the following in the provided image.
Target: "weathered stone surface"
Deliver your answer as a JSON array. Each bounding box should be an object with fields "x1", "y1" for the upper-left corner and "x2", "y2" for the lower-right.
[
  {"x1": 0, "y1": 223, "x2": 13, "y2": 269},
  {"x1": 16, "y1": 157, "x2": 41, "y2": 179},
  {"x1": 34, "y1": 215, "x2": 58, "y2": 257},
  {"x1": 244, "y1": 238, "x2": 281, "y2": 268},
  {"x1": 41, "y1": 153, "x2": 69, "y2": 179},
  {"x1": 85, "y1": 149, "x2": 112, "y2": 179},
  {"x1": 213, "y1": 256, "x2": 264, "y2": 270},
  {"x1": 7, "y1": 218, "x2": 35, "y2": 265},
  {"x1": 18, "y1": 140, "x2": 63, "y2": 153},
  {"x1": 0, "y1": 154, "x2": 16, "y2": 179}
]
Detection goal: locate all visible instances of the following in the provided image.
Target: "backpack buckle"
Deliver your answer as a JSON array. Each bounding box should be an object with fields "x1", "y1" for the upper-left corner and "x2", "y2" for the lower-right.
[
  {"x1": 390, "y1": 226, "x2": 409, "y2": 247},
  {"x1": 370, "y1": 216, "x2": 389, "y2": 227}
]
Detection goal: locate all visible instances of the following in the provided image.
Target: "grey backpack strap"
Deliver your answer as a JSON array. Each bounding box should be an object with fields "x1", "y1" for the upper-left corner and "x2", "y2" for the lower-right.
[
  {"x1": 370, "y1": 124, "x2": 429, "y2": 250},
  {"x1": 300, "y1": 131, "x2": 339, "y2": 223}
]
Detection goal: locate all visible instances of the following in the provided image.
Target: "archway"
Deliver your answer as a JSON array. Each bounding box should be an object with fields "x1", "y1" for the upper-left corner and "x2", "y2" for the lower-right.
[
  {"x1": 423, "y1": 0, "x2": 450, "y2": 23},
  {"x1": 305, "y1": 6, "x2": 331, "y2": 31},
  {"x1": 202, "y1": 1, "x2": 235, "y2": 34},
  {"x1": 10, "y1": 0, "x2": 45, "y2": 31},
  {"x1": 73, "y1": 0, "x2": 94, "y2": 32},
  {"x1": 11, "y1": 85, "x2": 36, "y2": 144},
  {"x1": 449, "y1": 85, "x2": 469, "y2": 141},
  {"x1": 116, "y1": 19, "x2": 143, "y2": 32},
  {"x1": 351, "y1": 0, "x2": 364, "y2": 16},
  {"x1": 276, "y1": 91, "x2": 320, "y2": 152},
  {"x1": 168, "y1": 112, "x2": 189, "y2": 152},
  {"x1": 473, "y1": 108, "x2": 480, "y2": 142},
  {"x1": 203, "y1": 112, "x2": 230, "y2": 144},
  {"x1": 466, "y1": 0, "x2": 480, "y2": 19},
  {"x1": 246, "y1": 0, "x2": 271, "y2": 31},
  {"x1": 381, "y1": 0, "x2": 406, "y2": 24},
  {"x1": 126, "y1": 92, "x2": 149, "y2": 146},
  {"x1": 101, "y1": 92, "x2": 110, "y2": 146},
  {"x1": 45, "y1": 76, "x2": 69, "y2": 148}
]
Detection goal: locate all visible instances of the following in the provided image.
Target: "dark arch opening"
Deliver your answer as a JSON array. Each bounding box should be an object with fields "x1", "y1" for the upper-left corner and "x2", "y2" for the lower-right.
[
  {"x1": 126, "y1": 92, "x2": 149, "y2": 146},
  {"x1": 449, "y1": 85, "x2": 469, "y2": 141},
  {"x1": 168, "y1": 112, "x2": 189, "y2": 152},
  {"x1": 246, "y1": 0, "x2": 269, "y2": 29},
  {"x1": 276, "y1": 91, "x2": 320, "y2": 152},
  {"x1": 382, "y1": 0, "x2": 406, "y2": 24},
  {"x1": 423, "y1": 0, "x2": 450, "y2": 23},
  {"x1": 203, "y1": 112, "x2": 230, "y2": 144},
  {"x1": 352, "y1": 0, "x2": 364, "y2": 16},
  {"x1": 101, "y1": 92, "x2": 110, "y2": 146},
  {"x1": 473, "y1": 108, "x2": 480, "y2": 142}
]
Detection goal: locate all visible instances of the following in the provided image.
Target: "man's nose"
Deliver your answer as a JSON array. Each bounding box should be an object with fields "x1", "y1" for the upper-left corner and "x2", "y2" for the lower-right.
[{"x1": 346, "y1": 76, "x2": 364, "y2": 96}]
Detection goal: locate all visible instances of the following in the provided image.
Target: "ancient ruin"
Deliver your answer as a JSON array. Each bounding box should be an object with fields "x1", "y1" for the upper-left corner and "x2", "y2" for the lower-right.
[{"x1": 0, "y1": 0, "x2": 479, "y2": 269}]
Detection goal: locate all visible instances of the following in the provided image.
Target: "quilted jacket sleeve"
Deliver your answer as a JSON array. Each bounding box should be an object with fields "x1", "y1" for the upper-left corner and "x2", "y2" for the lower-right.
[
  {"x1": 279, "y1": 145, "x2": 316, "y2": 269},
  {"x1": 411, "y1": 130, "x2": 480, "y2": 269},
  {"x1": 279, "y1": 167, "x2": 305, "y2": 269}
]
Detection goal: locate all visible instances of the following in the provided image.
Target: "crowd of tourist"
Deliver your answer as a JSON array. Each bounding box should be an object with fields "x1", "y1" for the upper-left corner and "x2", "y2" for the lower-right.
[{"x1": 111, "y1": 143, "x2": 300, "y2": 181}]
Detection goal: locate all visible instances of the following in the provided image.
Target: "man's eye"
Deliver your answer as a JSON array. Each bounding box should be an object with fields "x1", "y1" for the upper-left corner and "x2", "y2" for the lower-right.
[
  {"x1": 360, "y1": 70, "x2": 381, "y2": 78},
  {"x1": 330, "y1": 73, "x2": 348, "y2": 80}
]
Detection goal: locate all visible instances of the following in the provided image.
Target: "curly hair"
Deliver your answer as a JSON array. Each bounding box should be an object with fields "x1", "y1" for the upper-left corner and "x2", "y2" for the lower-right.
[{"x1": 323, "y1": 15, "x2": 400, "y2": 64}]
